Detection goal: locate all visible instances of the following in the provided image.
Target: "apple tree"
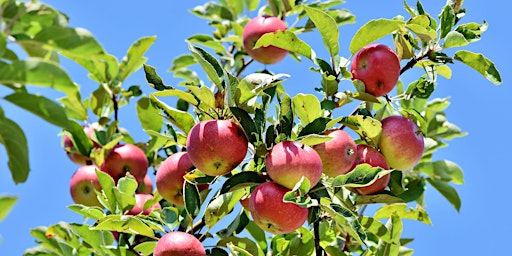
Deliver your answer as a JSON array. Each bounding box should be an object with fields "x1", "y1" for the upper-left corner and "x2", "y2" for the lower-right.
[{"x1": 0, "y1": 0, "x2": 503, "y2": 255}]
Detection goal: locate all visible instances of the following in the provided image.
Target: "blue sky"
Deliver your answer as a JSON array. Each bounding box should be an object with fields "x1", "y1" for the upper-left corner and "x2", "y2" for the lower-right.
[{"x1": 0, "y1": 0, "x2": 510, "y2": 255}]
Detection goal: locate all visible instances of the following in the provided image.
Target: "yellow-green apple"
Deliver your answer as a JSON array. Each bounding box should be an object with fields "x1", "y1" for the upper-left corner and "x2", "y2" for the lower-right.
[
  {"x1": 153, "y1": 231, "x2": 206, "y2": 256},
  {"x1": 136, "y1": 174, "x2": 153, "y2": 194},
  {"x1": 379, "y1": 115, "x2": 424, "y2": 170},
  {"x1": 126, "y1": 193, "x2": 161, "y2": 215},
  {"x1": 265, "y1": 141, "x2": 323, "y2": 189},
  {"x1": 249, "y1": 182, "x2": 308, "y2": 234},
  {"x1": 312, "y1": 129, "x2": 357, "y2": 176},
  {"x1": 350, "y1": 144, "x2": 390, "y2": 195},
  {"x1": 351, "y1": 44, "x2": 401, "y2": 97},
  {"x1": 186, "y1": 120, "x2": 248, "y2": 176},
  {"x1": 63, "y1": 125, "x2": 99, "y2": 165},
  {"x1": 101, "y1": 144, "x2": 148, "y2": 184},
  {"x1": 69, "y1": 165, "x2": 102, "y2": 207},
  {"x1": 243, "y1": 15, "x2": 288, "y2": 64},
  {"x1": 156, "y1": 152, "x2": 194, "y2": 206}
]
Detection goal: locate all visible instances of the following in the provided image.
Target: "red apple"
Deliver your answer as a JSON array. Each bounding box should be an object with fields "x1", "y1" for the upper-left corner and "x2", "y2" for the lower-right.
[
  {"x1": 379, "y1": 115, "x2": 424, "y2": 170},
  {"x1": 69, "y1": 165, "x2": 102, "y2": 207},
  {"x1": 154, "y1": 231, "x2": 206, "y2": 256},
  {"x1": 249, "y1": 182, "x2": 308, "y2": 234},
  {"x1": 351, "y1": 44, "x2": 401, "y2": 97},
  {"x1": 243, "y1": 15, "x2": 288, "y2": 64},
  {"x1": 350, "y1": 144, "x2": 390, "y2": 195},
  {"x1": 63, "y1": 125, "x2": 99, "y2": 165},
  {"x1": 186, "y1": 120, "x2": 248, "y2": 176},
  {"x1": 126, "y1": 193, "x2": 161, "y2": 215},
  {"x1": 312, "y1": 129, "x2": 357, "y2": 177},
  {"x1": 265, "y1": 141, "x2": 323, "y2": 189},
  {"x1": 101, "y1": 144, "x2": 148, "y2": 184},
  {"x1": 136, "y1": 174, "x2": 153, "y2": 194},
  {"x1": 156, "y1": 152, "x2": 194, "y2": 206}
]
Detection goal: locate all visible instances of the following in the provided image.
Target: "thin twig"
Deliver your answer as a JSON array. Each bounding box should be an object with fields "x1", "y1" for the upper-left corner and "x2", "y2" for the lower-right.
[{"x1": 314, "y1": 219, "x2": 324, "y2": 256}]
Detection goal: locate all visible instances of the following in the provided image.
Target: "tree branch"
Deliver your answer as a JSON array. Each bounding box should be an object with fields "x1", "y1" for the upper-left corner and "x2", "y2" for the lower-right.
[{"x1": 314, "y1": 219, "x2": 324, "y2": 256}]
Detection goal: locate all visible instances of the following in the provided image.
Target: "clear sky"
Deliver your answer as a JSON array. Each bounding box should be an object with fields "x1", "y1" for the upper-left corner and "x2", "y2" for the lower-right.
[{"x1": 0, "y1": 0, "x2": 510, "y2": 255}]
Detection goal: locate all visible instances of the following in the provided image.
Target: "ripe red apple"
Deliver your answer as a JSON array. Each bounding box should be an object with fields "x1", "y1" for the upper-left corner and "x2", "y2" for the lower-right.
[
  {"x1": 69, "y1": 165, "x2": 103, "y2": 207},
  {"x1": 101, "y1": 144, "x2": 148, "y2": 184},
  {"x1": 63, "y1": 125, "x2": 99, "y2": 165},
  {"x1": 153, "y1": 231, "x2": 206, "y2": 256},
  {"x1": 312, "y1": 129, "x2": 357, "y2": 177},
  {"x1": 379, "y1": 115, "x2": 424, "y2": 170},
  {"x1": 136, "y1": 174, "x2": 153, "y2": 194},
  {"x1": 249, "y1": 182, "x2": 308, "y2": 234},
  {"x1": 243, "y1": 15, "x2": 288, "y2": 64},
  {"x1": 126, "y1": 193, "x2": 161, "y2": 215},
  {"x1": 350, "y1": 144, "x2": 390, "y2": 195},
  {"x1": 351, "y1": 44, "x2": 401, "y2": 97},
  {"x1": 265, "y1": 141, "x2": 323, "y2": 189},
  {"x1": 186, "y1": 120, "x2": 248, "y2": 176},
  {"x1": 156, "y1": 152, "x2": 194, "y2": 206}
]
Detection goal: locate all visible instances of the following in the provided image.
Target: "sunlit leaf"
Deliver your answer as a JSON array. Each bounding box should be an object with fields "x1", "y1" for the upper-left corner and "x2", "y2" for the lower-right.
[
  {"x1": 374, "y1": 203, "x2": 432, "y2": 224},
  {"x1": 304, "y1": 6, "x2": 339, "y2": 57},
  {"x1": 136, "y1": 96, "x2": 163, "y2": 132},
  {"x1": 0, "y1": 195, "x2": 17, "y2": 221},
  {"x1": 350, "y1": 19, "x2": 405, "y2": 54},
  {"x1": 255, "y1": 30, "x2": 315, "y2": 60},
  {"x1": 118, "y1": 36, "x2": 156, "y2": 81},
  {"x1": 0, "y1": 114, "x2": 29, "y2": 184},
  {"x1": 454, "y1": 50, "x2": 502, "y2": 85},
  {"x1": 4, "y1": 92, "x2": 69, "y2": 129}
]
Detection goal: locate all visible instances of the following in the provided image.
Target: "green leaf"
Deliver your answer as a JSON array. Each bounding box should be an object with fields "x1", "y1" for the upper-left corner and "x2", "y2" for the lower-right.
[
  {"x1": 144, "y1": 64, "x2": 172, "y2": 91},
  {"x1": 188, "y1": 85, "x2": 216, "y2": 110},
  {"x1": 189, "y1": 44, "x2": 225, "y2": 91},
  {"x1": 230, "y1": 106, "x2": 258, "y2": 144},
  {"x1": 169, "y1": 54, "x2": 196, "y2": 72},
  {"x1": 95, "y1": 169, "x2": 116, "y2": 212},
  {"x1": 374, "y1": 203, "x2": 432, "y2": 224},
  {"x1": 218, "y1": 236, "x2": 262, "y2": 256},
  {"x1": 359, "y1": 216, "x2": 393, "y2": 243},
  {"x1": 292, "y1": 94, "x2": 321, "y2": 125},
  {"x1": 304, "y1": 6, "x2": 339, "y2": 57},
  {"x1": 416, "y1": 160, "x2": 464, "y2": 184},
  {"x1": 340, "y1": 115, "x2": 382, "y2": 147},
  {"x1": 355, "y1": 194, "x2": 405, "y2": 205},
  {"x1": 332, "y1": 164, "x2": 392, "y2": 188},
  {"x1": 65, "y1": 120, "x2": 93, "y2": 157},
  {"x1": 0, "y1": 195, "x2": 17, "y2": 221},
  {"x1": 443, "y1": 31, "x2": 468, "y2": 48},
  {"x1": 439, "y1": 5, "x2": 456, "y2": 39},
  {"x1": 153, "y1": 89, "x2": 198, "y2": 106},
  {"x1": 298, "y1": 117, "x2": 330, "y2": 137},
  {"x1": 4, "y1": 92, "x2": 69, "y2": 129},
  {"x1": 184, "y1": 182, "x2": 201, "y2": 219},
  {"x1": 93, "y1": 215, "x2": 156, "y2": 238},
  {"x1": 0, "y1": 114, "x2": 29, "y2": 184},
  {"x1": 245, "y1": 221, "x2": 267, "y2": 252},
  {"x1": 350, "y1": 19, "x2": 405, "y2": 54},
  {"x1": 218, "y1": 209, "x2": 250, "y2": 238},
  {"x1": 136, "y1": 96, "x2": 163, "y2": 132},
  {"x1": 320, "y1": 200, "x2": 367, "y2": 245},
  {"x1": 134, "y1": 241, "x2": 157, "y2": 256},
  {"x1": 454, "y1": 50, "x2": 502, "y2": 85},
  {"x1": 115, "y1": 175, "x2": 138, "y2": 212},
  {"x1": 205, "y1": 189, "x2": 245, "y2": 228},
  {"x1": 297, "y1": 134, "x2": 332, "y2": 147},
  {"x1": 255, "y1": 30, "x2": 315, "y2": 60},
  {"x1": 220, "y1": 171, "x2": 266, "y2": 194},
  {"x1": 271, "y1": 227, "x2": 315, "y2": 256},
  {"x1": 0, "y1": 58, "x2": 79, "y2": 98},
  {"x1": 118, "y1": 36, "x2": 156, "y2": 82},
  {"x1": 187, "y1": 34, "x2": 226, "y2": 54},
  {"x1": 67, "y1": 204, "x2": 105, "y2": 220},
  {"x1": 279, "y1": 95, "x2": 294, "y2": 139},
  {"x1": 149, "y1": 94, "x2": 195, "y2": 134},
  {"x1": 427, "y1": 178, "x2": 461, "y2": 212}
]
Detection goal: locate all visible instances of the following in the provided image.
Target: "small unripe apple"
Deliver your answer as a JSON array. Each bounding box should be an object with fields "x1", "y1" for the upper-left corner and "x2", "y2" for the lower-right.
[
  {"x1": 379, "y1": 115, "x2": 424, "y2": 170},
  {"x1": 265, "y1": 141, "x2": 323, "y2": 189},
  {"x1": 186, "y1": 120, "x2": 248, "y2": 176},
  {"x1": 312, "y1": 129, "x2": 357, "y2": 176},
  {"x1": 243, "y1": 15, "x2": 288, "y2": 64},
  {"x1": 350, "y1": 144, "x2": 390, "y2": 195},
  {"x1": 156, "y1": 152, "x2": 194, "y2": 206},
  {"x1": 101, "y1": 144, "x2": 148, "y2": 184},
  {"x1": 351, "y1": 44, "x2": 400, "y2": 97},
  {"x1": 249, "y1": 182, "x2": 308, "y2": 234},
  {"x1": 154, "y1": 231, "x2": 206, "y2": 256},
  {"x1": 69, "y1": 165, "x2": 102, "y2": 207},
  {"x1": 126, "y1": 193, "x2": 161, "y2": 216}
]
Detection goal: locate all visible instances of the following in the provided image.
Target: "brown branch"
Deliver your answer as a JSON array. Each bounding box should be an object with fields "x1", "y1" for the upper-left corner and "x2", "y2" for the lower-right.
[{"x1": 314, "y1": 219, "x2": 324, "y2": 256}]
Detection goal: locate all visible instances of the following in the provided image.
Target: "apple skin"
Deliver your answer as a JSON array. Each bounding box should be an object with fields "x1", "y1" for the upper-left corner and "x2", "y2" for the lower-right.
[
  {"x1": 243, "y1": 15, "x2": 288, "y2": 64},
  {"x1": 69, "y1": 165, "x2": 103, "y2": 207},
  {"x1": 154, "y1": 231, "x2": 206, "y2": 256},
  {"x1": 63, "y1": 126, "x2": 99, "y2": 165},
  {"x1": 101, "y1": 144, "x2": 148, "y2": 184},
  {"x1": 156, "y1": 152, "x2": 194, "y2": 206},
  {"x1": 249, "y1": 182, "x2": 308, "y2": 234},
  {"x1": 126, "y1": 193, "x2": 161, "y2": 216},
  {"x1": 379, "y1": 116, "x2": 424, "y2": 170},
  {"x1": 350, "y1": 144, "x2": 390, "y2": 195},
  {"x1": 351, "y1": 44, "x2": 401, "y2": 97},
  {"x1": 265, "y1": 141, "x2": 323, "y2": 189},
  {"x1": 136, "y1": 174, "x2": 153, "y2": 194},
  {"x1": 312, "y1": 129, "x2": 357, "y2": 177},
  {"x1": 186, "y1": 120, "x2": 248, "y2": 176}
]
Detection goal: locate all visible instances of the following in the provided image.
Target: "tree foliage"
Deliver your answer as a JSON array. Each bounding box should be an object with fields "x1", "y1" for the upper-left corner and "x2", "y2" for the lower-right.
[{"x1": 0, "y1": 0, "x2": 502, "y2": 255}]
